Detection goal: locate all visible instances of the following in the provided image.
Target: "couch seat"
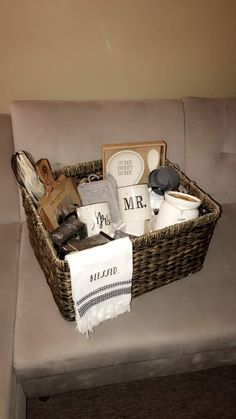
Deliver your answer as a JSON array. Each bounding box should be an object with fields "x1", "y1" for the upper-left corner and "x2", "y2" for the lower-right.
[
  {"x1": 13, "y1": 204, "x2": 236, "y2": 397},
  {"x1": 0, "y1": 223, "x2": 21, "y2": 419}
]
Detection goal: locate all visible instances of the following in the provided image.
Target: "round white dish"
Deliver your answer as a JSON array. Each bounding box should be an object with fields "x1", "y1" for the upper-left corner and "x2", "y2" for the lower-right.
[{"x1": 106, "y1": 150, "x2": 144, "y2": 187}]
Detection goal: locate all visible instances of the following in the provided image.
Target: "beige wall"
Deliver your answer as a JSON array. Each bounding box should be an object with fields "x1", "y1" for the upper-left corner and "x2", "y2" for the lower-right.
[{"x1": 0, "y1": 0, "x2": 236, "y2": 112}]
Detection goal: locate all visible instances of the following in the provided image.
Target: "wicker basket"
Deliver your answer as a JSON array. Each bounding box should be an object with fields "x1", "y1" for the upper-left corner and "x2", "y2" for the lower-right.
[{"x1": 21, "y1": 159, "x2": 221, "y2": 321}]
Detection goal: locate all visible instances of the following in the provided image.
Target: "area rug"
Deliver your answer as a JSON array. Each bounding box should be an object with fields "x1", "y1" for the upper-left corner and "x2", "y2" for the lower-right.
[{"x1": 27, "y1": 365, "x2": 236, "y2": 419}]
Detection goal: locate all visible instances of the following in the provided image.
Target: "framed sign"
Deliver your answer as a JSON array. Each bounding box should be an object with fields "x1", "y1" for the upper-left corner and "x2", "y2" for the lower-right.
[{"x1": 102, "y1": 140, "x2": 166, "y2": 187}]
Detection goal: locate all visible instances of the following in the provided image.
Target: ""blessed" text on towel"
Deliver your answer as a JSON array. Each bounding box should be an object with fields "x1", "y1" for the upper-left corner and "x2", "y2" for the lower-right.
[{"x1": 90, "y1": 267, "x2": 118, "y2": 282}]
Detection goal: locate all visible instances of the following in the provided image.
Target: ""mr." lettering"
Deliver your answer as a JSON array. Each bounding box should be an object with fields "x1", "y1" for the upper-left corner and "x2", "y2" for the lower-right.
[{"x1": 123, "y1": 195, "x2": 146, "y2": 210}]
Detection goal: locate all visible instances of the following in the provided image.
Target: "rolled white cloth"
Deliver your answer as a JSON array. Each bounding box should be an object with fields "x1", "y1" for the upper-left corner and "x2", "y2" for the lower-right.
[{"x1": 66, "y1": 237, "x2": 133, "y2": 336}]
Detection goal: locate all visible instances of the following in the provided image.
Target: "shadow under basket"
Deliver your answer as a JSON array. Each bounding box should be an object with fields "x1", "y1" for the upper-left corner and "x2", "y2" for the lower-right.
[{"x1": 21, "y1": 159, "x2": 221, "y2": 321}]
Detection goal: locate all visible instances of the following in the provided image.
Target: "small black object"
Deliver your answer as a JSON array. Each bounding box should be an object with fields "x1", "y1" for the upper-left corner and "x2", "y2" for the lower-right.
[
  {"x1": 50, "y1": 215, "x2": 87, "y2": 245},
  {"x1": 99, "y1": 231, "x2": 114, "y2": 241},
  {"x1": 56, "y1": 232, "x2": 112, "y2": 258},
  {"x1": 149, "y1": 166, "x2": 180, "y2": 194}
]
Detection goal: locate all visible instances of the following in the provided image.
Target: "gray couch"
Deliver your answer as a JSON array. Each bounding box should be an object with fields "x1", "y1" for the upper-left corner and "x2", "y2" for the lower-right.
[{"x1": 1, "y1": 98, "x2": 236, "y2": 419}]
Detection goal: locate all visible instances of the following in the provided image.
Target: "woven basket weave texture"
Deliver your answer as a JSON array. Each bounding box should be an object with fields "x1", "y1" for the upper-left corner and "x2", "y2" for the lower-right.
[{"x1": 21, "y1": 159, "x2": 221, "y2": 321}]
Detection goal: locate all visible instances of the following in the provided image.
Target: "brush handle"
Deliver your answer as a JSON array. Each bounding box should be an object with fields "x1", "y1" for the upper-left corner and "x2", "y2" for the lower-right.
[{"x1": 36, "y1": 159, "x2": 55, "y2": 193}]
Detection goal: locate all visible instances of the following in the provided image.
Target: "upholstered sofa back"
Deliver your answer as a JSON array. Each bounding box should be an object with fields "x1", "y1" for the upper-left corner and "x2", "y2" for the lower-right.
[
  {"x1": 10, "y1": 100, "x2": 185, "y2": 168},
  {"x1": 184, "y1": 98, "x2": 236, "y2": 205}
]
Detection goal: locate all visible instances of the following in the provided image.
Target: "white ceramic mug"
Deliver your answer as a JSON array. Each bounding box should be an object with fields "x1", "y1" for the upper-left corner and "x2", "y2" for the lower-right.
[
  {"x1": 76, "y1": 202, "x2": 115, "y2": 237},
  {"x1": 117, "y1": 184, "x2": 152, "y2": 236},
  {"x1": 154, "y1": 191, "x2": 202, "y2": 230}
]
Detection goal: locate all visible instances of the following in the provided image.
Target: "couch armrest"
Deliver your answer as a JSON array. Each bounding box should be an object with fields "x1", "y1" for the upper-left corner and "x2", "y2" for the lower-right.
[
  {"x1": 0, "y1": 223, "x2": 21, "y2": 419},
  {"x1": 0, "y1": 114, "x2": 20, "y2": 223}
]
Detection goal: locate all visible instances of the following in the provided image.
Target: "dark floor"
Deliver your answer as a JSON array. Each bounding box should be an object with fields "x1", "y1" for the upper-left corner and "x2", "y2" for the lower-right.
[{"x1": 27, "y1": 365, "x2": 236, "y2": 419}]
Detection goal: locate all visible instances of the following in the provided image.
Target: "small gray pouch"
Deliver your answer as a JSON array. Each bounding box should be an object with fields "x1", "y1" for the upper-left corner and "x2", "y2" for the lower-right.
[{"x1": 77, "y1": 174, "x2": 122, "y2": 227}]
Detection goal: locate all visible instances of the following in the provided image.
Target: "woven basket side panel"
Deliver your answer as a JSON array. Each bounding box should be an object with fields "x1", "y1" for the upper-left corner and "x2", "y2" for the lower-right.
[
  {"x1": 132, "y1": 223, "x2": 216, "y2": 297},
  {"x1": 21, "y1": 189, "x2": 75, "y2": 320}
]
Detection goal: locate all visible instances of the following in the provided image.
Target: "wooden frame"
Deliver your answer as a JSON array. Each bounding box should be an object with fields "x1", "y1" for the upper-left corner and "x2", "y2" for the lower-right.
[{"x1": 102, "y1": 140, "x2": 166, "y2": 187}]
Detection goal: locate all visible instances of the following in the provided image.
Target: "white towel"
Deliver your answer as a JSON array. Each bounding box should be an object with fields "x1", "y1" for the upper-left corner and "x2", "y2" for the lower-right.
[{"x1": 66, "y1": 237, "x2": 133, "y2": 336}]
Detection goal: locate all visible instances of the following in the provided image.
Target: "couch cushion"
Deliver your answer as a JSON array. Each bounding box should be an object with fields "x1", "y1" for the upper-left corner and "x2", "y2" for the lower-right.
[
  {"x1": 0, "y1": 223, "x2": 21, "y2": 419},
  {"x1": 0, "y1": 114, "x2": 20, "y2": 223},
  {"x1": 10, "y1": 100, "x2": 185, "y2": 168},
  {"x1": 184, "y1": 98, "x2": 236, "y2": 204},
  {"x1": 13, "y1": 204, "x2": 236, "y2": 397}
]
